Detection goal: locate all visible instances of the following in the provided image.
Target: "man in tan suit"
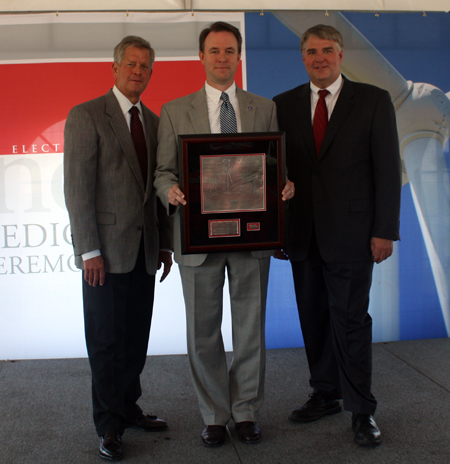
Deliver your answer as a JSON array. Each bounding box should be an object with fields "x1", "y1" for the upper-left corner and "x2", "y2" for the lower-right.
[
  {"x1": 154, "y1": 21, "x2": 293, "y2": 447},
  {"x1": 64, "y1": 36, "x2": 173, "y2": 461}
]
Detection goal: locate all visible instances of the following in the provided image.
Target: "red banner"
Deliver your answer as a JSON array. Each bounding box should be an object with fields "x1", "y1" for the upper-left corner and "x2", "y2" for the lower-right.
[{"x1": 0, "y1": 60, "x2": 243, "y2": 155}]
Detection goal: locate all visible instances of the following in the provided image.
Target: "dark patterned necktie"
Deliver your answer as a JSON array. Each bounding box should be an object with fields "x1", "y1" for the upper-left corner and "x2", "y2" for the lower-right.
[
  {"x1": 313, "y1": 89, "x2": 329, "y2": 156},
  {"x1": 129, "y1": 106, "x2": 148, "y2": 186},
  {"x1": 220, "y1": 92, "x2": 238, "y2": 134}
]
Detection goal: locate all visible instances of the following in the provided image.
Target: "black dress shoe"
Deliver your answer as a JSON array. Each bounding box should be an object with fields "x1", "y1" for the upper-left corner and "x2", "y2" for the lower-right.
[
  {"x1": 235, "y1": 421, "x2": 261, "y2": 444},
  {"x1": 201, "y1": 425, "x2": 226, "y2": 447},
  {"x1": 99, "y1": 431, "x2": 123, "y2": 461},
  {"x1": 125, "y1": 413, "x2": 168, "y2": 431},
  {"x1": 352, "y1": 413, "x2": 381, "y2": 446},
  {"x1": 289, "y1": 391, "x2": 342, "y2": 422}
]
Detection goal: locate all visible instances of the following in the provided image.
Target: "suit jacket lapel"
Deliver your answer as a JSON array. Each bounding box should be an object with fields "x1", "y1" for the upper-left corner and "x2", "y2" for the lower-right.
[
  {"x1": 237, "y1": 87, "x2": 255, "y2": 132},
  {"x1": 295, "y1": 84, "x2": 316, "y2": 162},
  {"x1": 188, "y1": 88, "x2": 211, "y2": 134},
  {"x1": 105, "y1": 90, "x2": 146, "y2": 192},
  {"x1": 142, "y1": 104, "x2": 157, "y2": 198},
  {"x1": 319, "y1": 78, "x2": 356, "y2": 158}
]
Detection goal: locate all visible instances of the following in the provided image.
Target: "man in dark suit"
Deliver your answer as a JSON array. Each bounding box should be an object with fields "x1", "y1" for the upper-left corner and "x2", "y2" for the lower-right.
[
  {"x1": 64, "y1": 35, "x2": 173, "y2": 461},
  {"x1": 273, "y1": 24, "x2": 401, "y2": 446},
  {"x1": 154, "y1": 22, "x2": 293, "y2": 447}
]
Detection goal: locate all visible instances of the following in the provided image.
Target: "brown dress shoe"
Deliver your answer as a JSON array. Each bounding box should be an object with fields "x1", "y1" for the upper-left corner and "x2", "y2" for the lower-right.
[
  {"x1": 352, "y1": 413, "x2": 381, "y2": 446},
  {"x1": 201, "y1": 425, "x2": 226, "y2": 447},
  {"x1": 289, "y1": 391, "x2": 342, "y2": 422},
  {"x1": 126, "y1": 413, "x2": 168, "y2": 431},
  {"x1": 99, "y1": 431, "x2": 123, "y2": 461},
  {"x1": 235, "y1": 421, "x2": 261, "y2": 443}
]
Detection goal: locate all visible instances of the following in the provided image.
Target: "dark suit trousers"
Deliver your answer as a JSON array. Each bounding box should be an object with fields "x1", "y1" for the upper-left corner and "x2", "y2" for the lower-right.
[
  {"x1": 291, "y1": 245, "x2": 377, "y2": 415},
  {"x1": 82, "y1": 244, "x2": 155, "y2": 436}
]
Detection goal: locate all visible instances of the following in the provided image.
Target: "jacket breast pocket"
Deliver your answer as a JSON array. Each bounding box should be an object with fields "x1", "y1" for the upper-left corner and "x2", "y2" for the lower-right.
[{"x1": 96, "y1": 212, "x2": 116, "y2": 225}]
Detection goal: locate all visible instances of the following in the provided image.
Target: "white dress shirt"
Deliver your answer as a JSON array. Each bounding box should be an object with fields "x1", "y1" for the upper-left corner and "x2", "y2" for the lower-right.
[
  {"x1": 112, "y1": 85, "x2": 146, "y2": 130},
  {"x1": 310, "y1": 74, "x2": 344, "y2": 123},
  {"x1": 204, "y1": 81, "x2": 242, "y2": 133}
]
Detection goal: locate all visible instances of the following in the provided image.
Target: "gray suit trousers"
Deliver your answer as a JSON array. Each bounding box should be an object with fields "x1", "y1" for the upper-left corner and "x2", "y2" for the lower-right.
[{"x1": 179, "y1": 252, "x2": 270, "y2": 425}]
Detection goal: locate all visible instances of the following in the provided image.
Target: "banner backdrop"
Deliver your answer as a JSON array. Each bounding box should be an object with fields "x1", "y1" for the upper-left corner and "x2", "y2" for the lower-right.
[
  {"x1": 251, "y1": 11, "x2": 450, "y2": 349},
  {"x1": 0, "y1": 12, "x2": 245, "y2": 359},
  {"x1": 0, "y1": 11, "x2": 449, "y2": 360}
]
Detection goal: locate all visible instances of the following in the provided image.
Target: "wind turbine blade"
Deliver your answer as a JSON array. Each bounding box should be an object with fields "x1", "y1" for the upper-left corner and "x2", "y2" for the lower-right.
[{"x1": 404, "y1": 137, "x2": 450, "y2": 335}]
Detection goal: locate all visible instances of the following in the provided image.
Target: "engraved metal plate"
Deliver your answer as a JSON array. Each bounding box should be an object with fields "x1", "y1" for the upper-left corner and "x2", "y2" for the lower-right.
[
  {"x1": 201, "y1": 154, "x2": 266, "y2": 213},
  {"x1": 209, "y1": 219, "x2": 241, "y2": 238}
]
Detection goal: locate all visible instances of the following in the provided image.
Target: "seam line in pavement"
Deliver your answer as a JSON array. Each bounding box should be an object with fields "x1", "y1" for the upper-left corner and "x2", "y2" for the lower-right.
[{"x1": 380, "y1": 343, "x2": 450, "y2": 394}]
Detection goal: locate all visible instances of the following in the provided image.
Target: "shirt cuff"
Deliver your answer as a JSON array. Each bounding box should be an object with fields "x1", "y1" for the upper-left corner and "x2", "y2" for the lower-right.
[{"x1": 82, "y1": 249, "x2": 101, "y2": 261}]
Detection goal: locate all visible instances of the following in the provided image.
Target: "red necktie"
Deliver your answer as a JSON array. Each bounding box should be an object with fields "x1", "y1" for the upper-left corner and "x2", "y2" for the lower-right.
[
  {"x1": 129, "y1": 106, "x2": 148, "y2": 186},
  {"x1": 313, "y1": 89, "x2": 329, "y2": 156}
]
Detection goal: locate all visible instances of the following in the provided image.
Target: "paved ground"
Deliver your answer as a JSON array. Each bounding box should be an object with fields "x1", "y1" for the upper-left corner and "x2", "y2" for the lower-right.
[{"x1": 1, "y1": 338, "x2": 450, "y2": 463}]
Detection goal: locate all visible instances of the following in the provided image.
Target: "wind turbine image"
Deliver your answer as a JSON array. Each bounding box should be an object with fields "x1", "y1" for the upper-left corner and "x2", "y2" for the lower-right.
[{"x1": 273, "y1": 11, "x2": 450, "y2": 337}]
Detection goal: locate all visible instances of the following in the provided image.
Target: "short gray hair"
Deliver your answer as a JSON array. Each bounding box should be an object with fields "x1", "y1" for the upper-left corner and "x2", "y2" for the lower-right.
[
  {"x1": 300, "y1": 25, "x2": 344, "y2": 54},
  {"x1": 113, "y1": 35, "x2": 155, "y2": 68}
]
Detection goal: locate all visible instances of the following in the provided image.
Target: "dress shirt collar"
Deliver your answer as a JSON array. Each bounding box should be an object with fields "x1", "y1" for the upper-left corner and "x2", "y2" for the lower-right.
[
  {"x1": 112, "y1": 85, "x2": 143, "y2": 116},
  {"x1": 204, "y1": 81, "x2": 237, "y2": 104},
  {"x1": 310, "y1": 74, "x2": 343, "y2": 98}
]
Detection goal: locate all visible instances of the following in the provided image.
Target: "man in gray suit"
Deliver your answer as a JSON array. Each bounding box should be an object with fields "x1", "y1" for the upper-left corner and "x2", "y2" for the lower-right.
[
  {"x1": 154, "y1": 21, "x2": 293, "y2": 447},
  {"x1": 64, "y1": 36, "x2": 173, "y2": 461}
]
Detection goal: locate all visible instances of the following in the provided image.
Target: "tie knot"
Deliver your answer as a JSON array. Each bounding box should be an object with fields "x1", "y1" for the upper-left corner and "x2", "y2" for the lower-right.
[
  {"x1": 221, "y1": 92, "x2": 230, "y2": 103},
  {"x1": 318, "y1": 89, "x2": 329, "y2": 100},
  {"x1": 130, "y1": 106, "x2": 139, "y2": 116}
]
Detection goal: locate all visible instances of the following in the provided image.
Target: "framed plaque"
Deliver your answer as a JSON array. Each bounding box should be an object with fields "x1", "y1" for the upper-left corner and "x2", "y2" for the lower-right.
[{"x1": 178, "y1": 132, "x2": 285, "y2": 254}]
